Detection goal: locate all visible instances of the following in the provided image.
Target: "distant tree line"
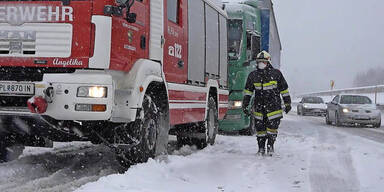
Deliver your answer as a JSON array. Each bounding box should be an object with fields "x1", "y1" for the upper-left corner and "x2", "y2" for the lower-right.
[{"x1": 353, "y1": 67, "x2": 384, "y2": 87}]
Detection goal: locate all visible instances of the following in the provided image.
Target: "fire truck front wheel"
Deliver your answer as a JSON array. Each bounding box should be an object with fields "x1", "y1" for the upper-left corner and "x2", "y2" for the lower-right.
[
  {"x1": 0, "y1": 133, "x2": 25, "y2": 163},
  {"x1": 117, "y1": 95, "x2": 159, "y2": 166}
]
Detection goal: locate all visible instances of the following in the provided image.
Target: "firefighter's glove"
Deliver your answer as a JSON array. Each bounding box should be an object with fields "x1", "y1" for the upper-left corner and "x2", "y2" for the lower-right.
[
  {"x1": 243, "y1": 108, "x2": 251, "y2": 116},
  {"x1": 284, "y1": 105, "x2": 291, "y2": 114}
]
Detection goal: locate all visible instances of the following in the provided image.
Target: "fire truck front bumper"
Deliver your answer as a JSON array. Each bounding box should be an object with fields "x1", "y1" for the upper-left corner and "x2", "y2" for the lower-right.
[{"x1": 0, "y1": 71, "x2": 114, "y2": 121}]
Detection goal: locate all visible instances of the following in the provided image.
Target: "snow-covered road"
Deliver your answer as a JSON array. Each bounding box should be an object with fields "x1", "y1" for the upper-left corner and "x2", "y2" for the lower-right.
[{"x1": 1, "y1": 113, "x2": 384, "y2": 192}]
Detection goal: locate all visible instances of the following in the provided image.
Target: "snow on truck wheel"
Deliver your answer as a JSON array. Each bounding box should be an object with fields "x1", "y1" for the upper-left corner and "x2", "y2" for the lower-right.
[
  {"x1": 177, "y1": 96, "x2": 219, "y2": 149},
  {"x1": 115, "y1": 95, "x2": 160, "y2": 167}
]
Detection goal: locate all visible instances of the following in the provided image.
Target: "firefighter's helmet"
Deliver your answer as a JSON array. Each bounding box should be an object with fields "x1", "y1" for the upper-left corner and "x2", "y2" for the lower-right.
[{"x1": 256, "y1": 51, "x2": 272, "y2": 64}]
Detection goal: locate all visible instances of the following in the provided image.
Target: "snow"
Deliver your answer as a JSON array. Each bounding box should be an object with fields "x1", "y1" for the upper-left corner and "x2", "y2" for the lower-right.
[
  {"x1": 2, "y1": 113, "x2": 384, "y2": 192},
  {"x1": 75, "y1": 114, "x2": 384, "y2": 192},
  {"x1": 76, "y1": 134, "x2": 313, "y2": 192}
]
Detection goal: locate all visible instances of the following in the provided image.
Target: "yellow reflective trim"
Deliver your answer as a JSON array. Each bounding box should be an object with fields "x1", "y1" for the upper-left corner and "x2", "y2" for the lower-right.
[
  {"x1": 253, "y1": 112, "x2": 263, "y2": 117},
  {"x1": 256, "y1": 131, "x2": 267, "y2": 136},
  {"x1": 263, "y1": 81, "x2": 277, "y2": 87},
  {"x1": 280, "y1": 89, "x2": 289, "y2": 94},
  {"x1": 267, "y1": 128, "x2": 278, "y2": 133},
  {"x1": 282, "y1": 93, "x2": 290, "y2": 97},
  {"x1": 244, "y1": 89, "x2": 253, "y2": 94},
  {"x1": 267, "y1": 110, "x2": 283, "y2": 117},
  {"x1": 254, "y1": 83, "x2": 262, "y2": 87}
]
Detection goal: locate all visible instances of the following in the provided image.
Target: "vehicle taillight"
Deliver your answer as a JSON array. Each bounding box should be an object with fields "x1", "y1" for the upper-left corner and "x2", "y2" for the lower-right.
[{"x1": 89, "y1": 23, "x2": 96, "y2": 57}]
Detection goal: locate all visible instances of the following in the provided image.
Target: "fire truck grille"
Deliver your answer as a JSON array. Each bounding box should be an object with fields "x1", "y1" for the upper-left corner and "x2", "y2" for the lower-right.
[
  {"x1": 0, "y1": 23, "x2": 73, "y2": 58},
  {"x1": 0, "y1": 67, "x2": 76, "y2": 82}
]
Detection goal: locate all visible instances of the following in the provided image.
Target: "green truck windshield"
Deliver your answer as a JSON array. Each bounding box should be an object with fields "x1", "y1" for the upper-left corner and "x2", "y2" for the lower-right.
[{"x1": 228, "y1": 19, "x2": 243, "y2": 61}]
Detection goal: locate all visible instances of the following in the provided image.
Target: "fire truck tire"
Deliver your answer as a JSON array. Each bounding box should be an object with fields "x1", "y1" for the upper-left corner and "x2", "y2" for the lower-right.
[
  {"x1": 117, "y1": 95, "x2": 159, "y2": 166},
  {"x1": 137, "y1": 95, "x2": 159, "y2": 160},
  {"x1": 194, "y1": 97, "x2": 218, "y2": 149},
  {"x1": 0, "y1": 134, "x2": 25, "y2": 163}
]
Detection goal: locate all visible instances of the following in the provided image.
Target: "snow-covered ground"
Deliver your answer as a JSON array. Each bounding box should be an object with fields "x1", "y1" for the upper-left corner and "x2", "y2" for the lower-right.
[
  {"x1": 75, "y1": 114, "x2": 384, "y2": 192},
  {"x1": 1, "y1": 113, "x2": 384, "y2": 192}
]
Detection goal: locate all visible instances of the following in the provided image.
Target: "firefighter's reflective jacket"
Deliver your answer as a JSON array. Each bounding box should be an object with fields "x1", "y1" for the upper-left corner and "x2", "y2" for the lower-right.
[{"x1": 242, "y1": 65, "x2": 291, "y2": 121}]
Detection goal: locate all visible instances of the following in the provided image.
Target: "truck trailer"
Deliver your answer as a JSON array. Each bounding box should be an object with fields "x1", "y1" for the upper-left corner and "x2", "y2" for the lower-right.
[
  {"x1": 219, "y1": 0, "x2": 282, "y2": 134},
  {"x1": 0, "y1": 0, "x2": 229, "y2": 166}
]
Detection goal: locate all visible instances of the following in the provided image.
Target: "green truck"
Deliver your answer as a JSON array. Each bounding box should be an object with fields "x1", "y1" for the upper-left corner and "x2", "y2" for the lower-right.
[{"x1": 219, "y1": 0, "x2": 282, "y2": 134}]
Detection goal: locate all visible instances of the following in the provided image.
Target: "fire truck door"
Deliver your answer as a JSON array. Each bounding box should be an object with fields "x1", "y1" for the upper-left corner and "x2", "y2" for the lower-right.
[{"x1": 163, "y1": 0, "x2": 188, "y2": 83}]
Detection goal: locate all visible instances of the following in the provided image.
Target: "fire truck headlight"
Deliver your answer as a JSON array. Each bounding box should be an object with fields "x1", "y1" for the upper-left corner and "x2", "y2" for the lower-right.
[{"x1": 77, "y1": 86, "x2": 107, "y2": 98}]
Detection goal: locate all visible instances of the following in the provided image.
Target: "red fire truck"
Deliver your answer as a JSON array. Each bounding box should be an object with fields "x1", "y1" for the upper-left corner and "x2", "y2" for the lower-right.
[{"x1": 0, "y1": 0, "x2": 229, "y2": 165}]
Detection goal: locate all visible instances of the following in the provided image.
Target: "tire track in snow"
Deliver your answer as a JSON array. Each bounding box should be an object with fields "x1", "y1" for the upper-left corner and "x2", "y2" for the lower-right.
[
  {"x1": 0, "y1": 143, "x2": 121, "y2": 192},
  {"x1": 297, "y1": 117, "x2": 361, "y2": 192}
]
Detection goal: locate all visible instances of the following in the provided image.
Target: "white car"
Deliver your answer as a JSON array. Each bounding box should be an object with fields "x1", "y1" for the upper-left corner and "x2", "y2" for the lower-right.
[
  {"x1": 297, "y1": 96, "x2": 327, "y2": 116},
  {"x1": 326, "y1": 94, "x2": 381, "y2": 127}
]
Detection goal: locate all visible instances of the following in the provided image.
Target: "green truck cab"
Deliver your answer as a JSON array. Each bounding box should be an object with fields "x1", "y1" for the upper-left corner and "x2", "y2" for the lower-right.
[{"x1": 219, "y1": 0, "x2": 282, "y2": 134}]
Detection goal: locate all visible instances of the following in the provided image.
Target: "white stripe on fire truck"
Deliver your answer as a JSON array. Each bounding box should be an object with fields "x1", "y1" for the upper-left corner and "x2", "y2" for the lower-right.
[
  {"x1": 168, "y1": 83, "x2": 207, "y2": 93},
  {"x1": 169, "y1": 103, "x2": 207, "y2": 109},
  {"x1": 169, "y1": 102, "x2": 228, "y2": 109},
  {"x1": 169, "y1": 100, "x2": 206, "y2": 103}
]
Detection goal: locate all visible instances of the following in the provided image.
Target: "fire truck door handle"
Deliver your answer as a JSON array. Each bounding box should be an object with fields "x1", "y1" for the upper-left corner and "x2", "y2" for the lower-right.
[
  {"x1": 140, "y1": 36, "x2": 146, "y2": 49},
  {"x1": 177, "y1": 60, "x2": 184, "y2": 68}
]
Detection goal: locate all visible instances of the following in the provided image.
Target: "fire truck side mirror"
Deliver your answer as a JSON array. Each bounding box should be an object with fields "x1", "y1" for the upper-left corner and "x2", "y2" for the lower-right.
[{"x1": 115, "y1": 0, "x2": 136, "y2": 23}]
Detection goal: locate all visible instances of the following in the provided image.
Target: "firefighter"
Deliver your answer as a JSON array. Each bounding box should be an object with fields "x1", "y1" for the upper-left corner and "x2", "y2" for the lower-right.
[{"x1": 242, "y1": 51, "x2": 291, "y2": 155}]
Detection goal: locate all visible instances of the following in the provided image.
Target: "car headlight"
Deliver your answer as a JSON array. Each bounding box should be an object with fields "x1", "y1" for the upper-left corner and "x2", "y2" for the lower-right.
[
  {"x1": 77, "y1": 86, "x2": 107, "y2": 98},
  {"x1": 229, "y1": 100, "x2": 242, "y2": 109},
  {"x1": 342, "y1": 108, "x2": 350, "y2": 113},
  {"x1": 303, "y1": 104, "x2": 308, "y2": 108}
]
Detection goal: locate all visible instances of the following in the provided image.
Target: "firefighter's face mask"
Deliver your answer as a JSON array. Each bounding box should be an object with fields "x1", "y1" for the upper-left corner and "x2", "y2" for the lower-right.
[{"x1": 257, "y1": 62, "x2": 267, "y2": 69}]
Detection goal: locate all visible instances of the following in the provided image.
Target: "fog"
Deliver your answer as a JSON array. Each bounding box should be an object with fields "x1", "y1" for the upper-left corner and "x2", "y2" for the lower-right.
[{"x1": 273, "y1": 0, "x2": 384, "y2": 96}]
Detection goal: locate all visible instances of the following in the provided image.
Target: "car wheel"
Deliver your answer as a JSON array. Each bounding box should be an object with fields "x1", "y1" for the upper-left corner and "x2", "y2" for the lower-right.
[
  {"x1": 373, "y1": 120, "x2": 381, "y2": 128},
  {"x1": 335, "y1": 112, "x2": 341, "y2": 127},
  {"x1": 297, "y1": 107, "x2": 301, "y2": 115},
  {"x1": 325, "y1": 111, "x2": 331, "y2": 125}
]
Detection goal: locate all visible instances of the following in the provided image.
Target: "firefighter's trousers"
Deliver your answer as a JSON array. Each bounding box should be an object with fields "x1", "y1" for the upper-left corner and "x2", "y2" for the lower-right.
[{"x1": 254, "y1": 116, "x2": 281, "y2": 138}]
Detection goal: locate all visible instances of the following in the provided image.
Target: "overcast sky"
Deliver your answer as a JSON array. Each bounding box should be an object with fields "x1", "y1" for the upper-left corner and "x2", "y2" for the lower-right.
[{"x1": 273, "y1": 0, "x2": 384, "y2": 95}]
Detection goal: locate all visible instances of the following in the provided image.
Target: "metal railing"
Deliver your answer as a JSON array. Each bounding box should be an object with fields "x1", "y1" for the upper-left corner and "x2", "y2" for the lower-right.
[{"x1": 297, "y1": 85, "x2": 384, "y2": 104}]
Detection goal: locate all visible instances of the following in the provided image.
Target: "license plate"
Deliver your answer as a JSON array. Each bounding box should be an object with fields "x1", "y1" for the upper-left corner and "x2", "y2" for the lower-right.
[
  {"x1": 0, "y1": 82, "x2": 34, "y2": 95},
  {"x1": 355, "y1": 116, "x2": 369, "y2": 120}
]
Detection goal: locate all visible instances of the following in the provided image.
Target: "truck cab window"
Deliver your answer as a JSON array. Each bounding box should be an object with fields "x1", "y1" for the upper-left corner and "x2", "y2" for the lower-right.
[
  {"x1": 251, "y1": 35, "x2": 260, "y2": 60},
  {"x1": 246, "y1": 32, "x2": 252, "y2": 60},
  {"x1": 228, "y1": 19, "x2": 243, "y2": 61},
  {"x1": 167, "y1": 0, "x2": 179, "y2": 24}
]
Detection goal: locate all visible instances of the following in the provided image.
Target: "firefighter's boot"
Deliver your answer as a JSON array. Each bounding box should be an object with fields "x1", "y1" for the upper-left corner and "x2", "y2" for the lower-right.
[
  {"x1": 267, "y1": 134, "x2": 276, "y2": 156},
  {"x1": 257, "y1": 137, "x2": 266, "y2": 155}
]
